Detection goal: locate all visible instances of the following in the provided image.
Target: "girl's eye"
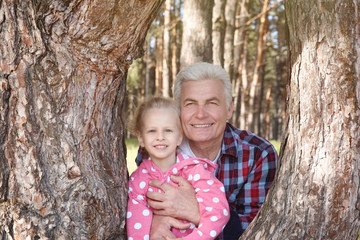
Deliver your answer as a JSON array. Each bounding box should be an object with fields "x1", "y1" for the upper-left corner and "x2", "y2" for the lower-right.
[
  {"x1": 165, "y1": 129, "x2": 173, "y2": 133},
  {"x1": 148, "y1": 130, "x2": 156, "y2": 133}
]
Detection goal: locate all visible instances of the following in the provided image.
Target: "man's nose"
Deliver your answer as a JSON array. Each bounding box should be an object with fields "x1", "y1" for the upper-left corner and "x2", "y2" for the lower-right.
[{"x1": 195, "y1": 105, "x2": 208, "y2": 118}]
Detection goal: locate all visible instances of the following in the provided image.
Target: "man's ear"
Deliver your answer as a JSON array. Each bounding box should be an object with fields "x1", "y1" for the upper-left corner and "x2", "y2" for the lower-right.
[
  {"x1": 227, "y1": 101, "x2": 234, "y2": 120},
  {"x1": 177, "y1": 131, "x2": 183, "y2": 147}
]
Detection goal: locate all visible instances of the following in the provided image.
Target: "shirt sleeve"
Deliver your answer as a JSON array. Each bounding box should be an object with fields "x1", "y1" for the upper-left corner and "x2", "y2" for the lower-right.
[
  {"x1": 181, "y1": 164, "x2": 230, "y2": 240},
  {"x1": 236, "y1": 144, "x2": 277, "y2": 231},
  {"x1": 126, "y1": 170, "x2": 152, "y2": 240}
]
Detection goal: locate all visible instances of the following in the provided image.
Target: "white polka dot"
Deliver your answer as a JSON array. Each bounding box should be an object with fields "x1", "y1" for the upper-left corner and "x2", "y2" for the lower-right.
[
  {"x1": 184, "y1": 166, "x2": 188, "y2": 169},
  {"x1": 188, "y1": 175, "x2": 193, "y2": 181},
  {"x1": 207, "y1": 180, "x2": 214, "y2": 185},
  {"x1": 148, "y1": 188, "x2": 153, "y2": 192},
  {"x1": 203, "y1": 189, "x2": 210, "y2": 192},
  {"x1": 204, "y1": 163, "x2": 208, "y2": 168},
  {"x1": 198, "y1": 223, "x2": 203, "y2": 228},
  {"x1": 193, "y1": 174, "x2": 201, "y2": 181},
  {"x1": 142, "y1": 169, "x2": 148, "y2": 173},
  {"x1": 213, "y1": 197, "x2": 220, "y2": 203},
  {"x1": 151, "y1": 167, "x2": 156, "y2": 172},
  {"x1": 137, "y1": 195, "x2": 144, "y2": 201},
  {"x1": 129, "y1": 237, "x2": 133, "y2": 240},
  {"x1": 210, "y1": 216, "x2": 218, "y2": 222},
  {"x1": 206, "y1": 207, "x2": 213, "y2": 211},
  {"x1": 180, "y1": 229, "x2": 186, "y2": 233},
  {"x1": 132, "y1": 199, "x2": 139, "y2": 204},
  {"x1": 195, "y1": 188, "x2": 200, "y2": 192},
  {"x1": 197, "y1": 198, "x2": 203, "y2": 202},
  {"x1": 172, "y1": 168, "x2": 178, "y2": 174},
  {"x1": 139, "y1": 181, "x2": 146, "y2": 189},
  {"x1": 210, "y1": 230, "x2": 217, "y2": 237},
  {"x1": 197, "y1": 230, "x2": 203, "y2": 236},
  {"x1": 127, "y1": 212, "x2": 132, "y2": 218},
  {"x1": 131, "y1": 177, "x2": 134, "y2": 181},
  {"x1": 144, "y1": 235, "x2": 149, "y2": 240},
  {"x1": 190, "y1": 223, "x2": 195, "y2": 229},
  {"x1": 167, "y1": 176, "x2": 171, "y2": 182},
  {"x1": 193, "y1": 160, "x2": 199, "y2": 164},
  {"x1": 134, "y1": 223, "x2": 142, "y2": 229},
  {"x1": 143, "y1": 209, "x2": 150, "y2": 216},
  {"x1": 220, "y1": 186, "x2": 225, "y2": 192},
  {"x1": 223, "y1": 209, "x2": 229, "y2": 216},
  {"x1": 128, "y1": 187, "x2": 133, "y2": 193}
]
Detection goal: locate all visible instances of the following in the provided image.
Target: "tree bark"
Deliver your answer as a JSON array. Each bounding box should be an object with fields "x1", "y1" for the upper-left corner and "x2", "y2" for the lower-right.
[
  {"x1": 247, "y1": 0, "x2": 270, "y2": 134},
  {"x1": 180, "y1": 0, "x2": 214, "y2": 67},
  {"x1": 223, "y1": 0, "x2": 238, "y2": 80},
  {"x1": 0, "y1": 0, "x2": 164, "y2": 239},
  {"x1": 212, "y1": 0, "x2": 226, "y2": 67},
  {"x1": 240, "y1": 1, "x2": 360, "y2": 239},
  {"x1": 162, "y1": 0, "x2": 171, "y2": 97}
]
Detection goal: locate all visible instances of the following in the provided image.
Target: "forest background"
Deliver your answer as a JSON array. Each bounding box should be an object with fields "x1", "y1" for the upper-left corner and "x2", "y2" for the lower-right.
[{"x1": 124, "y1": 0, "x2": 286, "y2": 173}]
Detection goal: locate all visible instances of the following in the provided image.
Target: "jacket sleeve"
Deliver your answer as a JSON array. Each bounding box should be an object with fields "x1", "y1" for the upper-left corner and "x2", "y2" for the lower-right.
[
  {"x1": 181, "y1": 164, "x2": 230, "y2": 240},
  {"x1": 126, "y1": 170, "x2": 153, "y2": 240}
]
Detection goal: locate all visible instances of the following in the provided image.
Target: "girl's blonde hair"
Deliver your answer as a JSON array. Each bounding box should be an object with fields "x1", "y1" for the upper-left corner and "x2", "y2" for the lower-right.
[{"x1": 129, "y1": 96, "x2": 180, "y2": 135}]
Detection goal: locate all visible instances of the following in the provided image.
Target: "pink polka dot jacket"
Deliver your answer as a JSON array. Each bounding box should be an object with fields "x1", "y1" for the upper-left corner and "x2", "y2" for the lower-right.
[{"x1": 127, "y1": 152, "x2": 230, "y2": 240}]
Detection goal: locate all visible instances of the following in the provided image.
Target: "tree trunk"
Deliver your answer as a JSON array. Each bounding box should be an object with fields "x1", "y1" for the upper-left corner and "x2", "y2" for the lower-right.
[
  {"x1": 162, "y1": 0, "x2": 171, "y2": 97},
  {"x1": 223, "y1": 0, "x2": 238, "y2": 80},
  {"x1": 240, "y1": 1, "x2": 360, "y2": 239},
  {"x1": 180, "y1": 0, "x2": 214, "y2": 67},
  {"x1": 212, "y1": 0, "x2": 226, "y2": 67},
  {"x1": 247, "y1": 0, "x2": 270, "y2": 133},
  {"x1": 232, "y1": 0, "x2": 249, "y2": 126},
  {"x1": 0, "y1": 0, "x2": 164, "y2": 239}
]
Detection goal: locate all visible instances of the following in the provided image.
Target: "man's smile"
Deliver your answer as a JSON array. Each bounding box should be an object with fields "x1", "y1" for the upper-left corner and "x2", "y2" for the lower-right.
[{"x1": 191, "y1": 123, "x2": 214, "y2": 128}]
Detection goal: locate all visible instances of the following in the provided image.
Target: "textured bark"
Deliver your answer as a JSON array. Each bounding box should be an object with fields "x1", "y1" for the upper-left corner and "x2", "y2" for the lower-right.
[
  {"x1": 162, "y1": 0, "x2": 171, "y2": 97},
  {"x1": 223, "y1": 0, "x2": 238, "y2": 80},
  {"x1": 0, "y1": 0, "x2": 164, "y2": 239},
  {"x1": 232, "y1": 0, "x2": 249, "y2": 126},
  {"x1": 247, "y1": 0, "x2": 270, "y2": 133},
  {"x1": 240, "y1": 1, "x2": 360, "y2": 239},
  {"x1": 180, "y1": 0, "x2": 214, "y2": 67},
  {"x1": 212, "y1": 0, "x2": 226, "y2": 67}
]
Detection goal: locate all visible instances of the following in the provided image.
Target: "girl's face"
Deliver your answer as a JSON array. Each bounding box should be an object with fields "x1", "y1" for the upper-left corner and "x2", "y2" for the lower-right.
[{"x1": 137, "y1": 107, "x2": 183, "y2": 168}]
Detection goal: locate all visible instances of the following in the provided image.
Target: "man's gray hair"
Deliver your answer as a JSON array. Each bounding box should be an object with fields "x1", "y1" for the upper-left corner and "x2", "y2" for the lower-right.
[{"x1": 173, "y1": 62, "x2": 232, "y2": 108}]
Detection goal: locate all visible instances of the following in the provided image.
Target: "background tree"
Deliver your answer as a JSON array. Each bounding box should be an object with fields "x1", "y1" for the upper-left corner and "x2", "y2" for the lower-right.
[
  {"x1": 180, "y1": 0, "x2": 214, "y2": 67},
  {"x1": 126, "y1": 0, "x2": 287, "y2": 141},
  {"x1": 0, "y1": 0, "x2": 164, "y2": 239},
  {"x1": 240, "y1": 0, "x2": 360, "y2": 239}
]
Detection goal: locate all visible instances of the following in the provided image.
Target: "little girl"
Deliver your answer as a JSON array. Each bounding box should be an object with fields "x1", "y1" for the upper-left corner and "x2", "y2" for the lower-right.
[{"x1": 126, "y1": 96, "x2": 229, "y2": 240}]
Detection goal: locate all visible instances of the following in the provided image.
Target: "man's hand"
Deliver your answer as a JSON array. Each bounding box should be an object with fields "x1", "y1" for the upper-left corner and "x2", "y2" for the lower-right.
[
  {"x1": 146, "y1": 175, "x2": 201, "y2": 225},
  {"x1": 150, "y1": 215, "x2": 189, "y2": 240}
]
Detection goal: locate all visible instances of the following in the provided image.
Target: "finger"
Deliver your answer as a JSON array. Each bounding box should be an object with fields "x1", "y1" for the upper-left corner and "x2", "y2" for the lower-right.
[
  {"x1": 170, "y1": 175, "x2": 189, "y2": 187},
  {"x1": 169, "y1": 218, "x2": 191, "y2": 230},
  {"x1": 146, "y1": 190, "x2": 165, "y2": 202},
  {"x1": 147, "y1": 198, "x2": 166, "y2": 210},
  {"x1": 148, "y1": 179, "x2": 163, "y2": 189}
]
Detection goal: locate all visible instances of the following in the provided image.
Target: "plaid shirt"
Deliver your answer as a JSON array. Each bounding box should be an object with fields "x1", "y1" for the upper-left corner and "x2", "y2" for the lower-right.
[
  {"x1": 135, "y1": 122, "x2": 277, "y2": 237},
  {"x1": 217, "y1": 123, "x2": 277, "y2": 235}
]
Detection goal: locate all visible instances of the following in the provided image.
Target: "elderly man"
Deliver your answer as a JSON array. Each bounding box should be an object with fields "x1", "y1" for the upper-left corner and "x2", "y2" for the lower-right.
[{"x1": 135, "y1": 62, "x2": 278, "y2": 239}]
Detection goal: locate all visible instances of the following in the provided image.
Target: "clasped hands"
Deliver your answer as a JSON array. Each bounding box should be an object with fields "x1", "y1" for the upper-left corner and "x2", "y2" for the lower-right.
[{"x1": 146, "y1": 175, "x2": 200, "y2": 240}]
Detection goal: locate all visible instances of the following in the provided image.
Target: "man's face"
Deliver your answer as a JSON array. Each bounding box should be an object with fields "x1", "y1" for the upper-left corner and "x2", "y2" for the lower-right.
[{"x1": 179, "y1": 79, "x2": 233, "y2": 145}]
